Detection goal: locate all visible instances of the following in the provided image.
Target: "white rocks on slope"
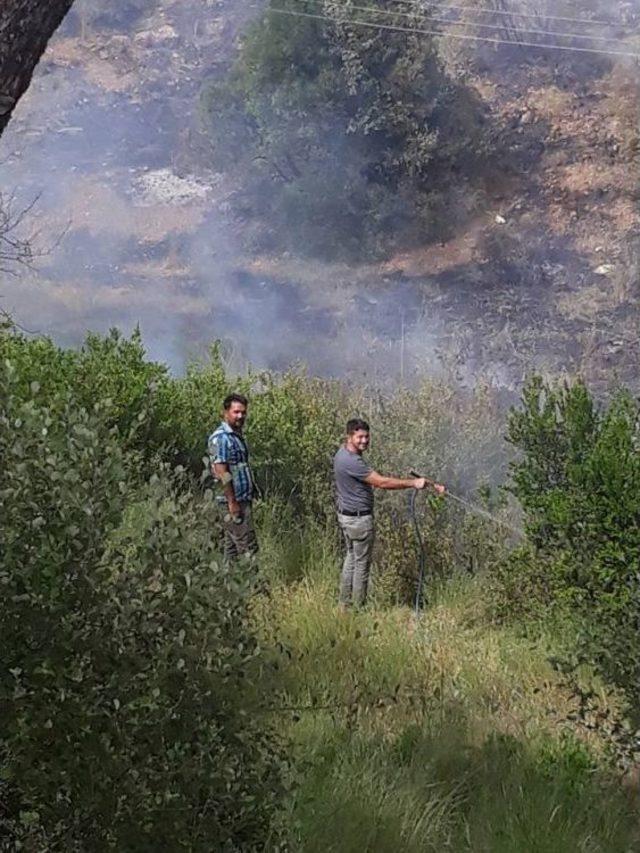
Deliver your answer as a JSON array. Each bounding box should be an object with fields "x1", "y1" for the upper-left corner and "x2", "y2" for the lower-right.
[{"x1": 133, "y1": 168, "x2": 209, "y2": 206}]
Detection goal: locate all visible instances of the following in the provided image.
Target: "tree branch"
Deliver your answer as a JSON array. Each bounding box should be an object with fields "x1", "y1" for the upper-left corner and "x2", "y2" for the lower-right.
[{"x1": 0, "y1": 0, "x2": 76, "y2": 139}]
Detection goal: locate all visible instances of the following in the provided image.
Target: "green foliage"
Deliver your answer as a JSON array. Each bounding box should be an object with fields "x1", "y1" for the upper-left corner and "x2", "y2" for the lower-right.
[
  {"x1": 72, "y1": 329, "x2": 168, "y2": 445},
  {"x1": 505, "y1": 377, "x2": 640, "y2": 705},
  {"x1": 292, "y1": 723, "x2": 633, "y2": 852},
  {"x1": 507, "y1": 377, "x2": 599, "y2": 549},
  {"x1": 0, "y1": 348, "x2": 287, "y2": 849},
  {"x1": 4, "y1": 325, "x2": 639, "y2": 847},
  {"x1": 489, "y1": 547, "x2": 577, "y2": 624},
  {"x1": 0, "y1": 331, "x2": 77, "y2": 406},
  {"x1": 154, "y1": 343, "x2": 240, "y2": 470},
  {"x1": 0, "y1": 326, "x2": 514, "y2": 607},
  {"x1": 0, "y1": 327, "x2": 169, "y2": 463},
  {"x1": 201, "y1": 0, "x2": 488, "y2": 259},
  {"x1": 247, "y1": 372, "x2": 347, "y2": 518}
]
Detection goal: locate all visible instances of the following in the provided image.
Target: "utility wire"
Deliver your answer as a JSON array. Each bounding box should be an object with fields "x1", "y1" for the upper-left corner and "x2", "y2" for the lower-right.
[
  {"x1": 269, "y1": 6, "x2": 640, "y2": 59},
  {"x1": 386, "y1": 0, "x2": 617, "y2": 29},
  {"x1": 296, "y1": 0, "x2": 634, "y2": 46}
]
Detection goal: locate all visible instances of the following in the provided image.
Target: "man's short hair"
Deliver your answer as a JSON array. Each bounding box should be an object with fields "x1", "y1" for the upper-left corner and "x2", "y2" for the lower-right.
[
  {"x1": 223, "y1": 392, "x2": 248, "y2": 410},
  {"x1": 346, "y1": 418, "x2": 370, "y2": 434}
]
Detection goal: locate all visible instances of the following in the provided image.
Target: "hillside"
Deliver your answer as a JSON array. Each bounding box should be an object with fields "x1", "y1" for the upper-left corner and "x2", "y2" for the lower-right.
[
  {"x1": 0, "y1": 0, "x2": 638, "y2": 389},
  {"x1": 1, "y1": 324, "x2": 639, "y2": 847}
]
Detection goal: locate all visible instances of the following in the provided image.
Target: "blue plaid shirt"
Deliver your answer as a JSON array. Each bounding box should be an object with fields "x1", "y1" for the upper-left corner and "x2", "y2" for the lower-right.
[{"x1": 207, "y1": 421, "x2": 255, "y2": 504}]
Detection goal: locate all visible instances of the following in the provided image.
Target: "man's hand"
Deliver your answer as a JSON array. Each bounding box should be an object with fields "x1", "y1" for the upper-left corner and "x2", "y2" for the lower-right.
[
  {"x1": 228, "y1": 498, "x2": 243, "y2": 520},
  {"x1": 410, "y1": 470, "x2": 445, "y2": 496}
]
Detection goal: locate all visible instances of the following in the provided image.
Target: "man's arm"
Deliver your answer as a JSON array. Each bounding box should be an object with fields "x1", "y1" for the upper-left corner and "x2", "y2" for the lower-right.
[
  {"x1": 364, "y1": 471, "x2": 445, "y2": 494},
  {"x1": 213, "y1": 462, "x2": 242, "y2": 518},
  {"x1": 209, "y1": 432, "x2": 242, "y2": 518}
]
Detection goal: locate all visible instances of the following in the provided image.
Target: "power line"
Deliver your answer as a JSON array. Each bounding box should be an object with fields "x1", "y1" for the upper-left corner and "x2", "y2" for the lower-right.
[
  {"x1": 388, "y1": 0, "x2": 616, "y2": 29},
  {"x1": 298, "y1": 1, "x2": 636, "y2": 46},
  {"x1": 269, "y1": 6, "x2": 640, "y2": 59}
]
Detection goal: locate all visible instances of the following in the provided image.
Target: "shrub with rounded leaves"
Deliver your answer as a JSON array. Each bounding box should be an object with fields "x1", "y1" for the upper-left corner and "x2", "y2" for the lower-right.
[
  {"x1": 506, "y1": 377, "x2": 640, "y2": 707},
  {"x1": 0, "y1": 362, "x2": 287, "y2": 850}
]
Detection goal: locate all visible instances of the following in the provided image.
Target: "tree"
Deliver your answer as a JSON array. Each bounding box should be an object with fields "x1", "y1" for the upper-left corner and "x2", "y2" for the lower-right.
[
  {"x1": 201, "y1": 0, "x2": 488, "y2": 259},
  {"x1": 0, "y1": 0, "x2": 76, "y2": 139}
]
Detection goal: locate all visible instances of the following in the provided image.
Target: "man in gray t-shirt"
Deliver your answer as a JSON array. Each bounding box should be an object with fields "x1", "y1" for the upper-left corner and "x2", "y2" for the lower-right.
[{"x1": 333, "y1": 418, "x2": 445, "y2": 608}]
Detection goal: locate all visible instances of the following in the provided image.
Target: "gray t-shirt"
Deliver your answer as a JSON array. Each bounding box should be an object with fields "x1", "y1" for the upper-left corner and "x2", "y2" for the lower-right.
[{"x1": 333, "y1": 447, "x2": 373, "y2": 513}]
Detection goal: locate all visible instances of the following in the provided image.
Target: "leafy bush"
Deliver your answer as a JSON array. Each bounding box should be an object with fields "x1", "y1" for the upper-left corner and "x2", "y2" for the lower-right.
[
  {"x1": 0, "y1": 327, "x2": 169, "y2": 463},
  {"x1": 1, "y1": 326, "x2": 513, "y2": 612},
  {"x1": 154, "y1": 343, "x2": 239, "y2": 471},
  {"x1": 200, "y1": 0, "x2": 489, "y2": 259},
  {"x1": 504, "y1": 376, "x2": 640, "y2": 705},
  {"x1": 0, "y1": 355, "x2": 288, "y2": 849}
]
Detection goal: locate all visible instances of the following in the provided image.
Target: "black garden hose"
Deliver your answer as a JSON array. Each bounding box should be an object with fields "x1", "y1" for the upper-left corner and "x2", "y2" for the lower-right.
[{"x1": 408, "y1": 485, "x2": 427, "y2": 616}]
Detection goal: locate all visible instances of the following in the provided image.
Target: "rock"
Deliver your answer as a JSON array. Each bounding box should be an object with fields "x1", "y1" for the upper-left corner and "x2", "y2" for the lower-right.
[
  {"x1": 133, "y1": 168, "x2": 209, "y2": 206},
  {"x1": 134, "y1": 25, "x2": 179, "y2": 47},
  {"x1": 495, "y1": 214, "x2": 507, "y2": 225},
  {"x1": 520, "y1": 110, "x2": 534, "y2": 126},
  {"x1": 595, "y1": 264, "x2": 614, "y2": 276}
]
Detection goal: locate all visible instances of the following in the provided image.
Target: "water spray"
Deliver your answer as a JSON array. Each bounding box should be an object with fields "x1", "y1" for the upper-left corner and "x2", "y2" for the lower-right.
[
  {"x1": 408, "y1": 470, "x2": 526, "y2": 616},
  {"x1": 440, "y1": 491, "x2": 527, "y2": 540}
]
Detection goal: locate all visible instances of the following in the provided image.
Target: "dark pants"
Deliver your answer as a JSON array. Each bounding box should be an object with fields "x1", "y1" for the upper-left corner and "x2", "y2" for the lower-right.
[{"x1": 222, "y1": 502, "x2": 258, "y2": 562}]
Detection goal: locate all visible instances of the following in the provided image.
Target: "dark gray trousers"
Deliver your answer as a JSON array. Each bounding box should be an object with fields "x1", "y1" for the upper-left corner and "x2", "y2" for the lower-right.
[{"x1": 222, "y1": 502, "x2": 258, "y2": 562}]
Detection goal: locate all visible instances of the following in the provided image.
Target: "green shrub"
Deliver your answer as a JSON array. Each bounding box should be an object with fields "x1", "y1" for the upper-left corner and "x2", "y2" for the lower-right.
[
  {"x1": 505, "y1": 376, "x2": 640, "y2": 705},
  {"x1": 154, "y1": 343, "x2": 239, "y2": 472},
  {"x1": 0, "y1": 360, "x2": 288, "y2": 849},
  {"x1": 200, "y1": 0, "x2": 489, "y2": 259},
  {"x1": 0, "y1": 326, "x2": 512, "y2": 609},
  {"x1": 0, "y1": 329, "x2": 77, "y2": 407},
  {"x1": 0, "y1": 327, "x2": 170, "y2": 465},
  {"x1": 71, "y1": 329, "x2": 168, "y2": 455},
  {"x1": 488, "y1": 547, "x2": 577, "y2": 623}
]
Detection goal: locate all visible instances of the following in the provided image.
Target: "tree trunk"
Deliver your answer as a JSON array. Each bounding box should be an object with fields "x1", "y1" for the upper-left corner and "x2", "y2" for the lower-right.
[{"x1": 0, "y1": 0, "x2": 76, "y2": 139}]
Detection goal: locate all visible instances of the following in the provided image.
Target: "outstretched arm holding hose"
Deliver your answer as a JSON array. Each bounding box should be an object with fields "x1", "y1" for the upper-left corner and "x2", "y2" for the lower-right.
[
  {"x1": 365, "y1": 470, "x2": 445, "y2": 494},
  {"x1": 333, "y1": 417, "x2": 445, "y2": 609}
]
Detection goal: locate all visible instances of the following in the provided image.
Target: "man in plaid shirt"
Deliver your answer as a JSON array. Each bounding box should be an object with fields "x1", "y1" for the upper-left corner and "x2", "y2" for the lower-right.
[{"x1": 208, "y1": 393, "x2": 258, "y2": 562}]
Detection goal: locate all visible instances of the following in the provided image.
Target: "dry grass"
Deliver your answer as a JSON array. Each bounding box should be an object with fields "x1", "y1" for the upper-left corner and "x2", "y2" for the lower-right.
[
  {"x1": 257, "y1": 569, "x2": 625, "y2": 756},
  {"x1": 252, "y1": 550, "x2": 637, "y2": 851}
]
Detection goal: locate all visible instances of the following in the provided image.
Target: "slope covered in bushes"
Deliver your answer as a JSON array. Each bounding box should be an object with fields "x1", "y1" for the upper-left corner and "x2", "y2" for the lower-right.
[
  {"x1": 0, "y1": 330, "x2": 288, "y2": 849},
  {"x1": 1, "y1": 325, "x2": 638, "y2": 848}
]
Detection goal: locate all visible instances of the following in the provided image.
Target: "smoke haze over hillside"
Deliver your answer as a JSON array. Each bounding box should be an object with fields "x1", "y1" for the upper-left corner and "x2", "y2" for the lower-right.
[{"x1": 1, "y1": 0, "x2": 639, "y2": 389}]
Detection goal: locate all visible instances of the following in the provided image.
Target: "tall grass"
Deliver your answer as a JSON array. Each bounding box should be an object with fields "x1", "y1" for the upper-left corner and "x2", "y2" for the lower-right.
[{"x1": 254, "y1": 523, "x2": 638, "y2": 852}]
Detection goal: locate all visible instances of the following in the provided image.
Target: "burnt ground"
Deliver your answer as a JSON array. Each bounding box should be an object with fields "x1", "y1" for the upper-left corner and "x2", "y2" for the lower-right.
[{"x1": 0, "y1": 0, "x2": 638, "y2": 391}]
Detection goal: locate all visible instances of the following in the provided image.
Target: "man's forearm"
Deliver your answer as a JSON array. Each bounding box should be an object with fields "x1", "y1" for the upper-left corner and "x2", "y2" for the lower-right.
[
  {"x1": 223, "y1": 482, "x2": 238, "y2": 504},
  {"x1": 365, "y1": 470, "x2": 438, "y2": 490},
  {"x1": 213, "y1": 463, "x2": 241, "y2": 512},
  {"x1": 376, "y1": 475, "x2": 420, "y2": 490}
]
